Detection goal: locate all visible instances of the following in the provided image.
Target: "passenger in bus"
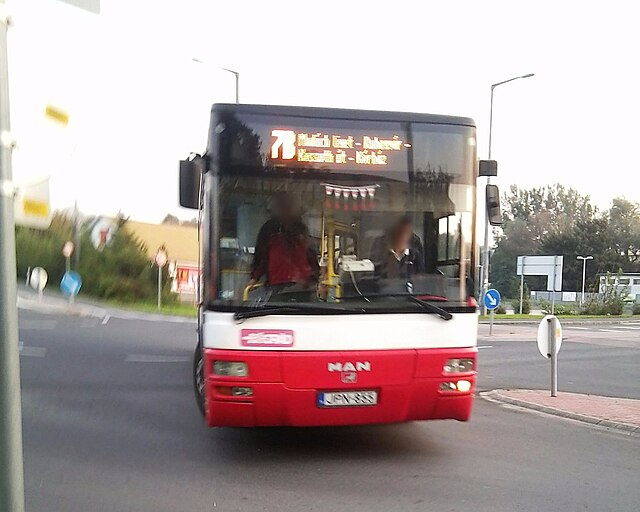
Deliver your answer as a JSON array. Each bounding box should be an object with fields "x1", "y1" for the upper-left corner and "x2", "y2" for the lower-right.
[
  {"x1": 370, "y1": 216, "x2": 425, "y2": 279},
  {"x1": 248, "y1": 192, "x2": 319, "y2": 288}
]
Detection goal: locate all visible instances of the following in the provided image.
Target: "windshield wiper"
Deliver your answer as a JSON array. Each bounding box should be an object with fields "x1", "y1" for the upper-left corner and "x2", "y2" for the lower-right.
[
  {"x1": 409, "y1": 296, "x2": 453, "y2": 321},
  {"x1": 340, "y1": 292, "x2": 453, "y2": 321},
  {"x1": 233, "y1": 303, "x2": 365, "y2": 321}
]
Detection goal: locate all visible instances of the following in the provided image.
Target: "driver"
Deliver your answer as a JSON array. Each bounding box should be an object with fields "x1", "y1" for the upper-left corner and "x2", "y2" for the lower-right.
[
  {"x1": 248, "y1": 192, "x2": 319, "y2": 288},
  {"x1": 370, "y1": 215, "x2": 425, "y2": 279}
]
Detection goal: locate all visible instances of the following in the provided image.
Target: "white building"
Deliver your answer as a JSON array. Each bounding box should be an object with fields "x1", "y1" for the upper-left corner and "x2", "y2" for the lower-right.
[{"x1": 599, "y1": 273, "x2": 640, "y2": 302}]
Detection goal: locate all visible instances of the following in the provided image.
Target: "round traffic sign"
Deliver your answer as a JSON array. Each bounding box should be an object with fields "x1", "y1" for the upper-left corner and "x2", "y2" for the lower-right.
[
  {"x1": 537, "y1": 315, "x2": 563, "y2": 358},
  {"x1": 29, "y1": 267, "x2": 48, "y2": 292},
  {"x1": 62, "y1": 241, "x2": 74, "y2": 258},
  {"x1": 155, "y1": 249, "x2": 168, "y2": 268},
  {"x1": 483, "y1": 288, "x2": 501, "y2": 311}
]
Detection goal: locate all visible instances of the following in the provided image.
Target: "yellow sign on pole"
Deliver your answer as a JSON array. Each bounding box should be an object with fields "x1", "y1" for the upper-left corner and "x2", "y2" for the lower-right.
[
  {"x1": 14, "y1": 177, "x2": 52, "y2": 230},
  {"x1": 44, "y1": 104, "x2": 69, "y2": 126}
]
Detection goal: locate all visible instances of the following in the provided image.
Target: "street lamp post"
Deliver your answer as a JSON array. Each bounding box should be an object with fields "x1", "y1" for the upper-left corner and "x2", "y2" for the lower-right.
[
  {"x1": 221, "y1": 67, "x2": 239, "y2": 104},
  {"x1": 481, "y1": 73, "x2": 534, "y2": 314},
  {"x1": 192, "y1": 58, "x2": 239, "y2": 104},
  {"x1": 577, "y1": 255, "x2": 593, "y2": 307}
]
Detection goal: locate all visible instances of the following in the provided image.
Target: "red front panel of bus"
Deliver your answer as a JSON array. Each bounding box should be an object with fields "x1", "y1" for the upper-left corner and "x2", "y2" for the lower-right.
[{"x1": 203, "y1": 347, "x2": 476, "y2": 427}]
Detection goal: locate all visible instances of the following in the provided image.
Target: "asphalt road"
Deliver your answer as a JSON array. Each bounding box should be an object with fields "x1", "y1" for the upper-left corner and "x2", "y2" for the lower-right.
[
  {"x1": 17, "y1": 310, "x2": 640, "y2": 512},
  {"x1": 477, "y1": 322, "x2": 640, "y2": 398}
]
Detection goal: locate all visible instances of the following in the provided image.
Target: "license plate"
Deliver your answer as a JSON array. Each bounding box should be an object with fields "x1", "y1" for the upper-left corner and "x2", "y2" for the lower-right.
[{"x1": 317, "y1": 390, "x2": 378, "y2": 408}]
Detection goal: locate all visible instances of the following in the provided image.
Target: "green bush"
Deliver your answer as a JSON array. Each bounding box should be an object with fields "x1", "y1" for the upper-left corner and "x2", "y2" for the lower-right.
[
  {"x1": 16, "y1": 215, "x2": 175, "y2": 305},
  {"x1": 581, "y1": 298, "x2": 624, "y2": 316},
  {"x1": 538, "y1": 299, "x2": 576, "y2": 315},
  {"x1": 633, "y1": 303, "x2": 640, "y2": 315},
  {"x1": 15, "y1": 215, "x2": 72, "y2": 286},
  {"x1": 495, "y1": 304, "x2": 507, "y2": 314},
  {"x1": 580, "y1": 272, "x2": 626, "y2": 316},
  {"x1": 553, "y1": 304, "x2": 578, "y2": 315}
]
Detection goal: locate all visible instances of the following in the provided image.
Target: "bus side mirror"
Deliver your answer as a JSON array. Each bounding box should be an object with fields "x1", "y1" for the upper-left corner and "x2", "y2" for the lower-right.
[
  {"x1": 486, "y1": 184, "x2": 502, "y2": 226},
  {"x1": 179, "y1": 157, "x2": 202, "y2": 209},
  {"x1": 478, "y1": 160, "x2": 497, "y2": 177}
]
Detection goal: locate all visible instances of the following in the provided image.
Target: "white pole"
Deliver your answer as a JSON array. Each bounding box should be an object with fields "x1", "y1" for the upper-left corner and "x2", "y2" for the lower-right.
[
  {"x1": 0, "y1": 1, "x2": 26, "y2": 509},
  {"x1": 551, "y1": 256, "x2": 557, "y2": 315},
  {"x1": 157, "y1": 266, "x2": 162, "y2": 311},
  {"x1": 549, "y1": 316, "x2": 557, "y2": 397},
  {"x1": 519, "y1": 256, "x2": 525, "y2": 315},
  {"x1": 581, "y1": 259, "x2": 586, "y2": 306}
]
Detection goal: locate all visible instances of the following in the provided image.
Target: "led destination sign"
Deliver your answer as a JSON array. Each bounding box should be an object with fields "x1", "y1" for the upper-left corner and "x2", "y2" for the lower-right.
[{"x1": 270, "y1": 129, "x2": 411, "y2": 167}]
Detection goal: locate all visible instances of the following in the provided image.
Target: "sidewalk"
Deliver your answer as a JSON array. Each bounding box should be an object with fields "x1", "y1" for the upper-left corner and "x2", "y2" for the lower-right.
[
  {"x1": 16, "y1": 287, "x2": 194, "y2": 324},
  {"x1": 483, "y1": 389, "x2": 640, "y2": 433},
  {"x1": 479, "y1": 317, "x2": 638, "y2": 326}
]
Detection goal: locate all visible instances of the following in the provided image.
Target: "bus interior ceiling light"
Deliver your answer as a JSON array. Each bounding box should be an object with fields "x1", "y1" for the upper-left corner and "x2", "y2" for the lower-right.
[{"x1": 213, "y1": 361, "x2": 248, "y2": 377}]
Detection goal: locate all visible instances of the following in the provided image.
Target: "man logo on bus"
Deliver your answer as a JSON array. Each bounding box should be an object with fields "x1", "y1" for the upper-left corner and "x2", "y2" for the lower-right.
[
  {"x1": 327, "y1": 362, "x2": 371, "y2": 373},
  {"x1": 341, "y1": 372, "x2": 357, "y2": 384}
]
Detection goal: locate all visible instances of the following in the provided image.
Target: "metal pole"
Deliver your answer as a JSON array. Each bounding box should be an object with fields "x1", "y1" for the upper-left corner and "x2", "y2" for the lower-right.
[
  {"x1": 489, "y1": 309, "x2": 494, "y2": 336},
  {"x1": 480, "y1": 74, "x2": 534, "y2": 315},
  {"x1": 519, "y1": 256, "x2": 525, "y2": 315},
  {"x1": 157, "y1": 265, "x2": 162, "y2": 310},
  {"x1": 0, "y1": 2, "x2": 26, "y2": 510},
  {"x1": 221, "y1": 67, "x2": 239, "y2": 104},
  {"x1": 65, "y1": 255, "x2": 70, "y2": 273},
  {"x1": 481, "y1": 86, "x2": 494, "y2": 316},
  {"x1": 549, "y1": 317, "x2": 557, "y2": 397},
  {"x1": 581, "y1": 258, "x2": 587, "y2": 307},
  {"x1": 234, "y1": 72, "x2": 239, "y2": 104},
  {"x1": 551, "y1": 255, "x2": 557, "y2": 315},
  {"x1": 73, "y1": 200, "x2": 80, "y2": 268}
]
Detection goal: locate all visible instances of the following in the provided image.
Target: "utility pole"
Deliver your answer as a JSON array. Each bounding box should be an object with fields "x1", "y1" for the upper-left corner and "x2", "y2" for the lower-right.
[
  {"x1": 0, "y1": 1, "x2": 26, "y2": 510},
  {"x1": 481, "y1": 73, "x2": 534, "y2": 314},
  {"x1": 73, "y1": 200, "x2": 81, "y2": 268}
]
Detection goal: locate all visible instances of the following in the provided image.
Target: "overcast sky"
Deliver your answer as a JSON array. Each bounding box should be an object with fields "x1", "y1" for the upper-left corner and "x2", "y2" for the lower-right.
[{"x1": 7, "y1": 0, "x2": 640, "y2": 223}]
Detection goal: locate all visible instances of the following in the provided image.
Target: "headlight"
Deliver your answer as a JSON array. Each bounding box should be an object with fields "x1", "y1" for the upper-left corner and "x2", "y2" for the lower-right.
[
  {"x1": 443, "y1": 358, "x2": 474, "y2": 373},
  {"x1": 213, "y1": 361, "x2": 248, "y2": 377}
]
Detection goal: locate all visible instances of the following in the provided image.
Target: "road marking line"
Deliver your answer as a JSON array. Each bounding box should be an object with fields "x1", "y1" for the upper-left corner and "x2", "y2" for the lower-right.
[
  {"x1": 567, "y1": 326, "x2": 590, "y2": 330},
  {"x1": 101, "y1": 315, "x2": 110, "y2": 325},
  {"x1": 597, "y1": 329, "x2": 621, "y2": 333},
  {"x1": 125, "y1": 355, "x2": 189, "y2": 363},
  {"x1": 18, "y1": 342, "x2": 47, "y2": 358},
  {"x1": 478, "y1": 345, "x2": 493, "y2": 349}
]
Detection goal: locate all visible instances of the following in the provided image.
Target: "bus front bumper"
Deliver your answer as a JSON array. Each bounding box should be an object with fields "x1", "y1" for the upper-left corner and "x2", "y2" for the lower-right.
[{"x1": 203, "y1": 347, "x2": 476, "y2": 427}]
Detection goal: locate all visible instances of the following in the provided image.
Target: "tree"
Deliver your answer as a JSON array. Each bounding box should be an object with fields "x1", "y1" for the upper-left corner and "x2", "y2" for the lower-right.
[
  {"x1": 16, "y1": 213, "x2": 173, "y2": 303},
  {"x1": 608, "y1": 198, "x2": 640, "y2": 268},
  {"x1": 162, "y1": 214, "x2": 181, "y2": 225},
  {"x1": 491, "y1": 185, "x2": 597, "y2": 294}
]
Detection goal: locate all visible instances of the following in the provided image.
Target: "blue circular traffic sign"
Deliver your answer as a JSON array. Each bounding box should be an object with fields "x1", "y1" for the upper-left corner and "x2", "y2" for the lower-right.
[{"x1": 483, "y1": 288, "x2": 501, "y2": 311}]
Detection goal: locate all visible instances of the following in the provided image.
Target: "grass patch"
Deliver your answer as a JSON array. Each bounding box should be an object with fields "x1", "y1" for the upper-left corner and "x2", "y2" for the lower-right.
[{"x1": 105, "y1": 299, "x2": 197, "y2": 318}]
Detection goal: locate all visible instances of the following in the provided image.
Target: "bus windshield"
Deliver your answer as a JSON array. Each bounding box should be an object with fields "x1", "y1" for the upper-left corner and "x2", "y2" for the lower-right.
[{"x1": 205, "y1": 111, "x2": 476, "y2": 312}]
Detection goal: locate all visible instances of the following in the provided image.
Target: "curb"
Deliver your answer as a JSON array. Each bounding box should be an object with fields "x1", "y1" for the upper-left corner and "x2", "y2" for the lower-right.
[
  {"x1": 479, "y1": 319, "x2": 638, "y2": 326},
  {"x1": 17, "y1": 296, "x2": 105, "y2": 318},
  {"x1": 481, "y1": 390, "x2": 640, "y2": 434},
  {"x1": 17, "y1": 295, "x2": 195, "y2": 324}
]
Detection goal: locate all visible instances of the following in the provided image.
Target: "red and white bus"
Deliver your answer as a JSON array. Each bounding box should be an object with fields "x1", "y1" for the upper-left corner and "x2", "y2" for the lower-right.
[{"x1": 180, "y1": 104, "x2": 493, "y2": 427}]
